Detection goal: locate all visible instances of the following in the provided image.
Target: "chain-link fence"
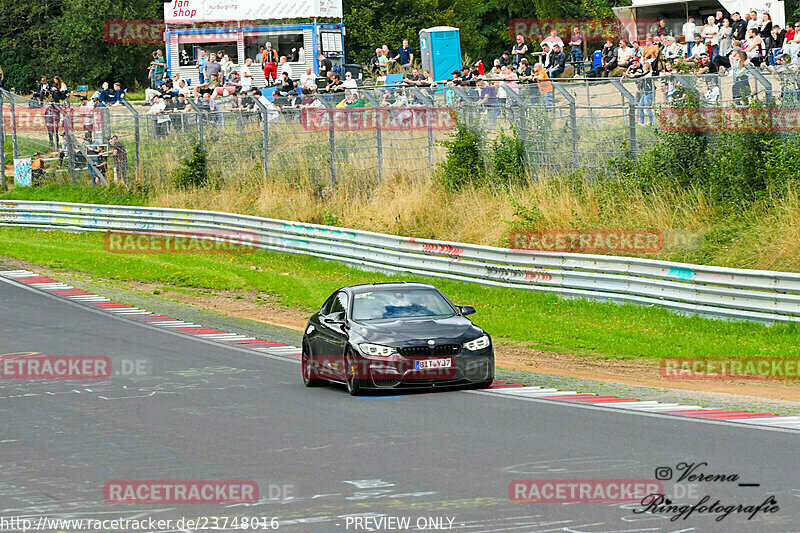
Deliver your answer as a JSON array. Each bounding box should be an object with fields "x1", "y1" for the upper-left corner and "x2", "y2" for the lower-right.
[{"x1": 0, "y1": 66, "x2": 792, "y2": 189}]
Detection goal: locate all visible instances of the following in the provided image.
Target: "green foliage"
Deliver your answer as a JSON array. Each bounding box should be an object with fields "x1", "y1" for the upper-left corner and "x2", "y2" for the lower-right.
[
  {"x1": 490, "y1": 126, "x2": 526, "y2": 187},
  {"x1": 0, "y1": 183, "x2": 147, "y2": 204},
  {"x1": 173, "y1": 139, "x2": 210, "y2": 189},
  {"x1": 437, "y1": 120, "x2": 485, "y2": 191}
]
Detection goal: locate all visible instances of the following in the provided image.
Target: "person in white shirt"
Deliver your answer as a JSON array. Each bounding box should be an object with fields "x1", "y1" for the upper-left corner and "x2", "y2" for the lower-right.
[
  {"x1": 279, "y1": 56, "x2": 293, "y2": 79},
  {"x1": 257, "y1": 94, "x2": 280, "y2": 122},
  {"x1": 662, "y1": 36, "x2": 682, "y2": 60},
  {"x1": 176, "y1": 79, "x2": 190, "y2": 97},
  {"x1": 299, "y1": 67, "x2": 317, "y2": 90},
  {"x1": 683, "y1": 17, "x2": 696, "y2": 56},
  {"x1": 746, "y1": 11, "x2": 758, "y2": 31},
  {"x1": 702, "y1": 80, "x2": 720, "y2": 104},
  {"x1": 540, "y1": 29, "x2": 564, "y2": 50},
  {"x1": 240, "y1": 58, "x2": 254, "y2": 92},
  {"x1": 700, "y1": 16, "x2": 720, "y2": 60},
  {"x1": 342, "y1": 71, "x2": 358, "y2": 92},
  {"x1": 147, "y1": 96, "x2": 166, "y2": 114},
  {"x1": 617, "y1": 39, "x2": 634, "y2": 68}
]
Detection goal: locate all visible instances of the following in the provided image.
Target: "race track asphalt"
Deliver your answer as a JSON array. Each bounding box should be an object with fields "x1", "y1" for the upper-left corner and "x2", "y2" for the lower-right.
[{"x1": 1, "y1": 277, "x2": 798, "y2": 532}]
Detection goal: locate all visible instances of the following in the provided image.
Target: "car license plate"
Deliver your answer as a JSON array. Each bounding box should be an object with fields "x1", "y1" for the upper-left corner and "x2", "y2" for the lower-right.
[{"x1": 415, "y1": 358, "x2": 452, "y2": 370}]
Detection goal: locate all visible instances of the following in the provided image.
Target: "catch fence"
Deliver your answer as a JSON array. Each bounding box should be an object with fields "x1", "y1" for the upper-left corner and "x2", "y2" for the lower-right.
[{"x1": 0, "y1": 67, "x2": 792, "y2": 188}]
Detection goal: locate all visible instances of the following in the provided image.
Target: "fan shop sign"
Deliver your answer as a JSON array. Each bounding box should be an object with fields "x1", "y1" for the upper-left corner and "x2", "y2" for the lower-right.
[{"x1": 300, "y1": 107, "x2": 455, "y2": 131}]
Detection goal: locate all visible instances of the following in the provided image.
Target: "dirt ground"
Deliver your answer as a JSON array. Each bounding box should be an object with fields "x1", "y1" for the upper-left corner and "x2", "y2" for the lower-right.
[{"x1": 4, "y1": 256, "x2": 800, "y2": 403}]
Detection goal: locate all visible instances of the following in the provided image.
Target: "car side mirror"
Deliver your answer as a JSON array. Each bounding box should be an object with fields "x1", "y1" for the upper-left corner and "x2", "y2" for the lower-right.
[
  {"x1": 458, "y1": 305, "x2": 476, "y2": 316},
  {"x1": 326, "y1": 311, "x2": 346, "y2": 324}
]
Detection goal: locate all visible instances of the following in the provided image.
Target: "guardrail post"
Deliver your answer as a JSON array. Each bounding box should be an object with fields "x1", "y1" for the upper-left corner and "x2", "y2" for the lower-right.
[
  {"x1": 329, "y1": 109, "x2": 336, "y2": 187},
  {"x1": 610, "y1": 79, "x2": 637, "y2": 155},
  {"x1": 553, "y1": 83, "x2": 578, "y2": 168},
  {"x1": 745, "y1": 65, "x2": 773, "y2": 105},
  {"x1": 0, "y1": 91, "x2": 5, "y2": 189}
]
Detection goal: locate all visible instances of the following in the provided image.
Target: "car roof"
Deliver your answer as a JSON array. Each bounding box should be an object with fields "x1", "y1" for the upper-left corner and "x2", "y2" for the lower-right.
[{"x1": 341, "y1": 282, "x2": 436, "y2": 294}]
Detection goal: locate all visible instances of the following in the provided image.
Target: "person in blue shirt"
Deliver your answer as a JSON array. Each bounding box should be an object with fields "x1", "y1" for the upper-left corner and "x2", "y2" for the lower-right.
[{"x1": 393, "y1": 40, "x2": 414, "y2": 71}]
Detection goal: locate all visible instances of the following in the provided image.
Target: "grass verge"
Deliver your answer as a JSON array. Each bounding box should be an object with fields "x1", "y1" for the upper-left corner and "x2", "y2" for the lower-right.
[{"x1": 0, "y1": 227, "x2": 798, "y2": 360}]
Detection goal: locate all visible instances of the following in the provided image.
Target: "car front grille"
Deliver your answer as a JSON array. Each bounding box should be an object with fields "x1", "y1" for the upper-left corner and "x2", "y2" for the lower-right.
[{"x1": 399, "y1": 344, "x2": 461, "y2": 357}]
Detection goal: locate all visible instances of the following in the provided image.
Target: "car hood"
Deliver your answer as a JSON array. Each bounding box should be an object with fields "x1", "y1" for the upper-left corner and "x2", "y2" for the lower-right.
[{"x1": 350, "y1": 315, "x2": 483, "y2": 346}]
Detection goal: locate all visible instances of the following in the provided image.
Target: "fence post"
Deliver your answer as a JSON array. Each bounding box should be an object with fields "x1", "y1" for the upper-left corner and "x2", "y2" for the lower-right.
[
  {"x1": 6, "y1": 90, "x2": 18, "y2": 160},
  {"x1": 376, "y1": 108, "x2": 383, "y2": 182},
  {"x1": 610, "y1": 79, "x2": 637, "y2": 155},
  {"x1": 251, "y1": 96, "x2": 270, "y2": 179},
  {"x1": 0, "y1": 91, "x2": 5, "y2": 189},
  {"x1": 64, "y1": 112, "x2": 76, "y2": 184},
  {"x1": 427, "y1": 112, "x2": 433, "y2": 179},
  {"x1": 553, "y1": 83, "x2": 578, "y2": 168},
  {"x1": 121, "y1": 100, "x2": 140, "y2": 172},
  {"x1": 329, "y1": 109, "x2": 336, "y2": 187}
]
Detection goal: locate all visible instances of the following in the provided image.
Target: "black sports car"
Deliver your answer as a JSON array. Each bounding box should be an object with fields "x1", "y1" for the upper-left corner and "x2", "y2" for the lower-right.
[{"x1": 301, "y1": 282, "x2": 495, "y2": 395}]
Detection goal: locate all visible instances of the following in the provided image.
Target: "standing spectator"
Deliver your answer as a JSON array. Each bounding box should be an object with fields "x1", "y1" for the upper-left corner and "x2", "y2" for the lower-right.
[
  {"x1": 369, "y1": 48, "x2": 383, "y2": 76},
  {"x1": 262, "y1": 42, "x2": 278, "y2": 85},
  {"x1": 204, "y1": 53, "x2": 222, "y2": 84},
  {"x1": 533, "y1": 63, "x2": 553, "y2": 107},
  {"x1": 279, "y1": 56, "x2": 293, "y2": 79},
  {"x1": 683, "y1": 17, "x2": 696, "y2": 56},
  {"x1": 700, "y1": 16, "x2": 719, "y2": 60},
  {"x1": 318, "y1": 53, "x2": 333, "y2": 77},
  {"x1": 108, "y1": 135, "x2": 128, "y2": 184},
  {"x1": 773, "y1": 24, "x2": 786, "y2": 49},
  {"x1": 44, "y1": 104, "x2": 60, "y2": 150},
  {"x1": 222, "y1": 54, "x2": 236, "y2": 81},
  {"x1": 714, "y1": 10, "x2": 724, "y2": 26},
  {"x1": 238, "y1": 58, "x2": 253, "y2": 93},
  {"x1": 760, "y1": 13, "x2": 773, "y2": 50},
  {"x1": 378, "y1": 48, "x2": 389, "y2": 74},
  {"x1": 512, "y1": 35, "x2": 528, "y2": 67},
  {"x1": 548, "y1": 44, "x2": 566, "y2": 78},
  {"x1": 731, "y1": 13, "x2": 747, "y2": 41},
  {"x1": 621, "y1": 58, "x2": 654, "y2": 124},
  {"x1": 475, "y1": 78, "x2": 499, "y2": 125},
  {"x1": 716, "y1": 19, "x2": 734, "y2": 69},
  {"x1": 151, "y1": 50, "x2": 166, "y2": 88},
  {"x1": 747, "y1": 11, "x2": 759, "y2": 32},
  {"x1": 197, "y1": 49, "x2": 208, "y2": 83},
  {"x1": 731, "y1": 50, "x2": 750, "y2": 104},
  {"x1": 541, "y1": 29, "x2": 564, "y2": 49},
  {"x1": 568, "y1": 27, "x2": 583, "y2": 62},
  {"x1": 393, "y1": 39, "x2": 414, "y2": 70},
  {"x1": 82, "y1": 132, "x2": 105, "y2": 186},
  {"x1": 475, "y1": 58, "x2": 485, "y2": 76}
]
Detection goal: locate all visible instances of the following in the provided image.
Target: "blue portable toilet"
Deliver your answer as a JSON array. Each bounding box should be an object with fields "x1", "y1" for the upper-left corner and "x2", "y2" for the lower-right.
[{"x1": 419, "y1": 26, "x2": 462, "y2": 82}]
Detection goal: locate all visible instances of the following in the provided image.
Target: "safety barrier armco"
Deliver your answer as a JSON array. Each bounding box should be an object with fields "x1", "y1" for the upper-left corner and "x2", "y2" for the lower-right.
[{"x1": 2, "y1": 200, "x2": 800, "y2": 323}]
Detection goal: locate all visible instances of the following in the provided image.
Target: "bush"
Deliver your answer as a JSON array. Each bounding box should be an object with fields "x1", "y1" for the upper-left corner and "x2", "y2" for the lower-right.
[
  {"x1": 490, "y1": 127, "x2": 527, "y2": 187},
  {"x1": 437, "y1": 121, "x2": 485, "y2": 191},
  {"x1": 173, "y1": 139, "x2": 209, "y2": 189}
]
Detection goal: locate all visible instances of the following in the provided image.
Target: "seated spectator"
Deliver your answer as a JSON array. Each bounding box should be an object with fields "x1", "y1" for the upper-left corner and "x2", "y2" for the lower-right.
[
  {"x1": 743, "y1": 28, "x2": 764, "y2": 65},
  {"x1": 404, "y1": 67, "x2": 426, "y2": 85},
  {"x1": 548, "y1": 44, "x2": 566, "y2": 77},
  {"x1": 91, "y1": 94, "x2": 106, "y2": 108},
  {"x1": 617, "y1": 40, "x2": 634, "y2": 69},
  {"x1": 499, "y1": 51, "x2": 512, "y2": 67},
  {"x1": 662, "y1": 36, "x2": 682, "y2": 61},
  {"x1": 342, "y1": 71, "x2": 358, "y2": 91},
  {"x1": 300, "y1": 88, "x2": 324, "y2": 108},
  {"x1": 702, "y1": 79, "x2": 721, "y2": 104},
  {"x1": 34, "y1": 76, "x2": 52, "y2": 101},
  {"x1": 327, "y1": 73, "x2": 343, "y2": 92},
  {"x1": 146, "y1": 74, "x2": 174, "y2": 103},
  {"x1": 689, "y1": 35, "x2": 705, "y2": 61},
  {"x1": 284, "y1": 91, "x2": 300, "y2": 108},
  {"x1": 421, "y1": 70, "x2": 436, "y2": 86},
  {"x1": 106, "y1": 82, "x2": 127, "y2": 106},
  {"x1": 174, "y1": 79, "x2": 190, "y2": 98},
  {"x1": 474, "y1": 59, "x2": 485, "y2": 76},
  {"x1": 193, "y1": 74, "x2": 220, "y2": 98},
  {"x1": 300, "y1": 66, "x2": 317, "y2": 90},
  {"x1": 51, "y1": 76, "x2": 69, "y2": 102},
  {"x1": 369, "y1": 48, "x2": 383, "y2": 77},
  {"x1": 533, "y1": 63, "x2": 554, "y2": 106},
  {"x1": 696, "y1": 52, "x2": 718, "y2": 74},
  {"x1": 541, "y1": 44, "x2": 552, "y2": 69},
  {"x1": 214, "y1": 71, "x2": 241, "y2": 97},
  {"x1": 518, "y1": 58, "x2": 533, "y2": 81},
  {"x1": 390, "y1": 89, "x2": 409, "y2": 106}
]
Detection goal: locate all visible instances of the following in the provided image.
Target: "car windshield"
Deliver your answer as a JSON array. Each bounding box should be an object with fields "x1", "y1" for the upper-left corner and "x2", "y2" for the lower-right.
[{"x1": 351, "y1": 289, "x2": 455, "y2": 320}]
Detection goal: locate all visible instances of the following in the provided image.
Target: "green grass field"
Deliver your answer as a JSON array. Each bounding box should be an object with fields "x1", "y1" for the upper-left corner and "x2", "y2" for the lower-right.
[{"x1": 0, "y1": 227, "x2": 797, "y2": 360}]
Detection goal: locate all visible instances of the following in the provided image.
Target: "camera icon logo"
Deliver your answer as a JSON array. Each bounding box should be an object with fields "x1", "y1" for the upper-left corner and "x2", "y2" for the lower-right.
[{"x1": 655, "y1": 467, "x2": 673, "y2": 480}]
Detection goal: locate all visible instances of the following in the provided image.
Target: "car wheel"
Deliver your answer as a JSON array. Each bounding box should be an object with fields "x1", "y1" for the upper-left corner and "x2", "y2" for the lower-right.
[
  {"x1": 345, "y1": 348, "x2": 364, "y2": 396},
  {"x1": 302, "y1": 340, "x2": 325, "y2": 387}
]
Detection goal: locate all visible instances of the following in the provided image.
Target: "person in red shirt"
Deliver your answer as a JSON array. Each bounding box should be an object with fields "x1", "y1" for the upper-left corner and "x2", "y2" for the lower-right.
[{"x1": 475, "y1": 58, "x2": 485, "y2": 76}]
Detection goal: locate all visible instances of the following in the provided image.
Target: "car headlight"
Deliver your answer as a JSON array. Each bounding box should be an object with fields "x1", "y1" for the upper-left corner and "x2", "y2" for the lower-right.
[
  {"x1": 358, "y1": 343, "x2": 398, "y2": 356},
  {"x1": 463, "y1": 335, "x2": 490, "y2": 351}
]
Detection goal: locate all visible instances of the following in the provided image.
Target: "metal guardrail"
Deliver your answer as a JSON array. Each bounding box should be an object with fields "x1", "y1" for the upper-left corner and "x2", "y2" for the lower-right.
[{"x1": 2, "y1": 200, "x2": 800, "y2": 324}]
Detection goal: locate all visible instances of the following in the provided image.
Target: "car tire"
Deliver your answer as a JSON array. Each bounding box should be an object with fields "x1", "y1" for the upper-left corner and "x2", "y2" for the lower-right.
[
  {"x1": 302, "y1": 340, "x2": 325, "y2": 387},
  {"x1": 345, "y1": 348, "x2": 364, "y2": 396}
]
